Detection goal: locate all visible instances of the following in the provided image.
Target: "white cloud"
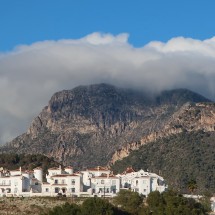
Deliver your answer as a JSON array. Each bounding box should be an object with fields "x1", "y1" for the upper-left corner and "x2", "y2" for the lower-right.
[{"x1": 0, "y1": 32, "x2": 215, "y2": 144}]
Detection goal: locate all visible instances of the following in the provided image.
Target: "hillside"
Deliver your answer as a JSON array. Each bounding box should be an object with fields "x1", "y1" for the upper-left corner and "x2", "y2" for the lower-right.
[
  {"x1": 111, "y1": 130, "x2": 215, "y2": 193},
  {"x1": 0, "y1": 154, "x2": 60, "y2": 178},
  {"x1": 0, "y1": 196, "x2": 79, "y2": 215},
  {"x1": 0, "y1": 83, "x2": 212, "y2": 170},
  {"x1": 109, "y1": 102, "x2": 215, "y2": 165}
]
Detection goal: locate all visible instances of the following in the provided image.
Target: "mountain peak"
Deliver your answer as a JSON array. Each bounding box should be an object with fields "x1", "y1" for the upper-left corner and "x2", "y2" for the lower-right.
[
  {"x1": 156, "y1": 88, "x2": 210, "y2": 105},
  {"x1": 1, "y1": 83, "x2": 212, "y2": 169}
]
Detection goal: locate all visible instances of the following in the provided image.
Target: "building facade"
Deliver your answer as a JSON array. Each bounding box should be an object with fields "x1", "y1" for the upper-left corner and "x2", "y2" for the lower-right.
[
  {"x1": 118, "y1": 167, "x2": 166, "y2": 197},
  {"x1": 0, "y1": 165, "x2": 167, "y2": 197}
]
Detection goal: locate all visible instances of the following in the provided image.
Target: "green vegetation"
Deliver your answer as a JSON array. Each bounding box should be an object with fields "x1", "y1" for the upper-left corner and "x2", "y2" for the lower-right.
[
  {"x1": 45, "y1": 197, "x2": 127, "y2": 215},
  {"x1": 81, "y1": 197, "x2": 124, "y2": 215},
  {"x1": 45, "y1": 202, "x2": 81, "y2": 215},
  {"x1": 111, "y1": 130, "x2": 215, "y2": 193},
  {"x1": 188, "y1": 179, "x2": 198, "y2": 194},
  {"x1": 0, "y1": 153, "x2": 60, "y2": 179},
  {"x1": 139, "y1": 190, "x2": 210, "y2": 215},
  {"x1": 44, "y1": 190, "x2": 210, "y2": 215},
  {"x1": 113, "y1": 190, "x2": 143, "y2": 214}
]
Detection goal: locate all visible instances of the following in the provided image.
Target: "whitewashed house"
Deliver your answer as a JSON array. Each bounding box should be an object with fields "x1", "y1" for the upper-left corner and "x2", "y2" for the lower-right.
[
  {"x1": 0, "y1": 165, "x2": 167, "y2": 198},
  {"x1": 81, "y1": 166, "x2": 120, "y2": 197},
  {"x1": 42, "y1": 166, "x2": 83, "y2": 196},
  {"x1": 90, "y1": 174, "x2": 120, "y2": 197},
  {"x1": 118, "y1": 167, "x2": 167, "y2": 197},
  {"x1": 0, "y1": 167, "x2": 42, "y2": 196}
]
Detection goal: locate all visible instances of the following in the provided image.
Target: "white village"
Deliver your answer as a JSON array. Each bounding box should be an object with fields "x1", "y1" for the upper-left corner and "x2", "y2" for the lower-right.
[{"x1": 0, "y1": 165, "x2": 166, "y2": 198}]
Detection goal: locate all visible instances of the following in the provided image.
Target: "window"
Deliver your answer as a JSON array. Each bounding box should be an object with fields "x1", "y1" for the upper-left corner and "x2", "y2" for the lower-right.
[
  {"x1": 54, "y1": 179, "x2": 58, "y2": 184},
  {"x1": 2, "y1": 180, "x2": 5, "y2": 185},
  {"x1": 112, "y1": 180, "x2": 116, "y2": 185},
  {"x1": 71, "y1": 188, "x2": 75, "y2": 193},
  {"x1": 55, "y1": 187, "x2": 59, "y2": 193},
  {"x1": 136, "y1": 180, "x2": 138, "y2": 186},
  {"x1": 106, "y1": 188, "x2": 109, "y2": 193},
  {"x1": 45, "y1": 188, "x2": 49, "y2": 192},
  {"x1": 101, "y1": 180, "x2": 104, "y2": 184},
  {"x1": 143, "y1": 189, "x2": 147, "y2": 192},
  {"x1": 62, "y1": 179, "x2": 65, "y2": 184},
  {"x1": 71, "y1": 179, "x2": 75, "y2": 185}
]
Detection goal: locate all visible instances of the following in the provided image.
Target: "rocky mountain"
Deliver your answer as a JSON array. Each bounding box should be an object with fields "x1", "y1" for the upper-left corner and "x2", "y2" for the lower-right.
[
  {"x1": 110, "y1": 102, "x2": 215, "y2": 165},
  {"x1": 0, "y1": 83, "x2": 213, "y2": 170}
]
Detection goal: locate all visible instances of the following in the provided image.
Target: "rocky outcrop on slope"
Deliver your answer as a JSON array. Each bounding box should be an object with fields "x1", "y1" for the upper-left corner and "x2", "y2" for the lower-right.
[
  {"x1": 109, "y1": 102, "x2": 215, "y2": 165},
  {"x1": 0, "y1": 84, "x2": 212, "y2": 169}
]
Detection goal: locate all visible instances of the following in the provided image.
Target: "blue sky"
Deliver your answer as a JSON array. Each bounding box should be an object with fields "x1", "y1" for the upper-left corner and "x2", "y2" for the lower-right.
[
  {"x1": 1, "y1": 0, "x2": 215, "y2": 144},
  {"x1": 1, "y1": 0, "x2": 215, "y2": 51}
]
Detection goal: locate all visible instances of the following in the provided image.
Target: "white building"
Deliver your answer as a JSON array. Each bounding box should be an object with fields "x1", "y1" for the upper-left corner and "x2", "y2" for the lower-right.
[
  {"x1": 118, "y1": 167, "x2": 167, "y2": 197},
  {"x1": 90, "y1": 174, "x2": 120, "y2": 197},
  {"x1": 0, "y1": 165, "x2": 166, "y2": 198},
  {"x1": 42, "y1": 166, "x2": 83, "y2": 197},
  {"x1": 0, "y1": 167, "x2": 42, "y2": 196}
]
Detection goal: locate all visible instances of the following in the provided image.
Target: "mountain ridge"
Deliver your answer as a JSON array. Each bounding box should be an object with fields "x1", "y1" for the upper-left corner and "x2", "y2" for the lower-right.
[
  {"x1": 109, "y1": 102, "x2": 215, "y2": 165},
  {"x1": 0, "y1": 83, "x2": 213, "y2": 170}
]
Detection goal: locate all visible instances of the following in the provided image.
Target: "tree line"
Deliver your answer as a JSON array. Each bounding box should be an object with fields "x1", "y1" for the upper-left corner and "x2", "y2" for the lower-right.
[{"x1": 42, "y1": 190, "x2": 211, "y2": 215}]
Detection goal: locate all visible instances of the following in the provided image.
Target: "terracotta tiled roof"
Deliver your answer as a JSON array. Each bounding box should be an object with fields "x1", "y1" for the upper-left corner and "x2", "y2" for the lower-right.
[
  {"x1": 64, "y1": 174, "x2": 79, "y2": 177},
  {"x1": 95, "y1": 174, "x2": 118, "y2": 179},
  {"x1": 123, "y1": 167, "x2": 135, "y2": 174},
  {"x1": 51, "y1": 174, "x2": 67, "y2": 178},
  {"x1": 74, "y1": 171, "x2": 81, "y2": 174},
  {"x1": 87, "y1": 166, "x2": 109, "y2": 171},
  {"x1": 51, "y1": 184, "x2": 68, "y2": 186},
  {"x1": 51, "y1": 174, "x2": 79, "y2": 177}
]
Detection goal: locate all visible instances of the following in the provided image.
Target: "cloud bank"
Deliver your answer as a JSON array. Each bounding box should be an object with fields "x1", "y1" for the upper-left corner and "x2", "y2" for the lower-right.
[{"x1": 1, "y1": 32, "x2": 215, "y2": 144}]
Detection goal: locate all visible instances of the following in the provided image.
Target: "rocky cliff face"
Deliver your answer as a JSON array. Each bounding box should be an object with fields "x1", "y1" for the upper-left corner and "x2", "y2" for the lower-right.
[
  {"x1": 1, "y1": 83, "x2": 212, "y2": 169},
  {"x1": 109, "y1": 102, "x2": 215, "y2": 165}
]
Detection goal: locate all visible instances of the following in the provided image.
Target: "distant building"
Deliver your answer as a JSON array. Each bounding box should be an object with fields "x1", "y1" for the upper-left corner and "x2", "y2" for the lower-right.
[
  {"x1": 118, "y1": 167, "x2": 167, "y2": 197},
  {"x1": 0, "y1": 165, "x2": 167, "y2": 197}
]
